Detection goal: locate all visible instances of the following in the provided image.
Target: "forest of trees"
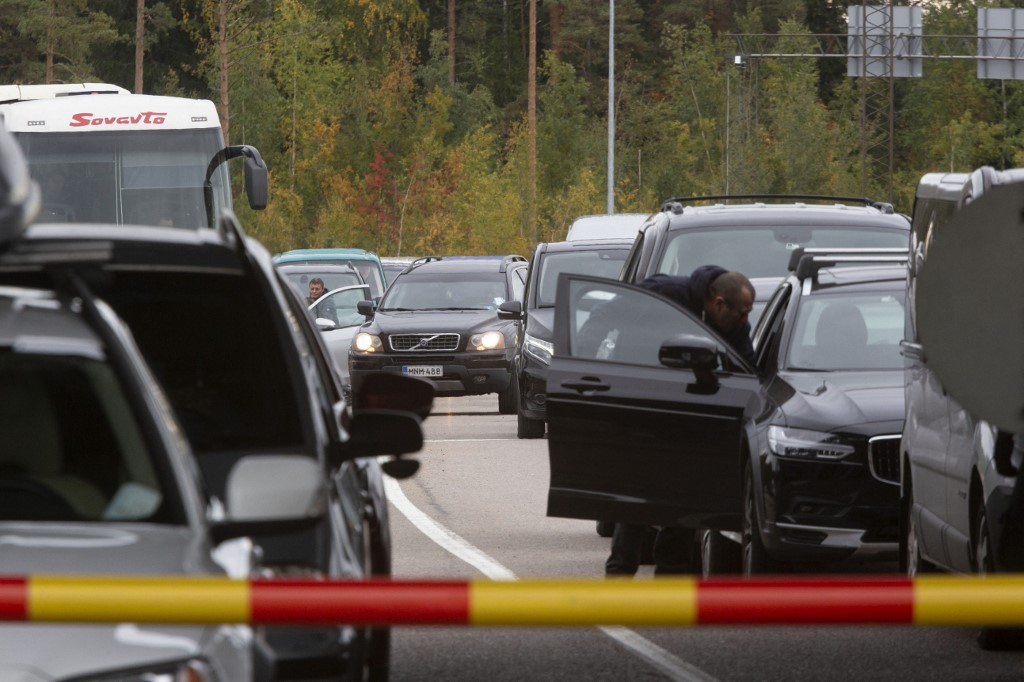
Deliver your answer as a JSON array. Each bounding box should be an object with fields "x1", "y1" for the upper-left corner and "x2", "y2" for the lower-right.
[{"x1": 2, "y1": 0, "x2": 1022, "y2": 257}]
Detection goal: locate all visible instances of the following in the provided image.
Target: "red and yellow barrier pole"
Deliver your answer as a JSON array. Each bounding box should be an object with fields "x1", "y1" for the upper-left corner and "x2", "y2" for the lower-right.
[{"x1": 3, "y1": 576, "x2": 1024, "y2": 626}]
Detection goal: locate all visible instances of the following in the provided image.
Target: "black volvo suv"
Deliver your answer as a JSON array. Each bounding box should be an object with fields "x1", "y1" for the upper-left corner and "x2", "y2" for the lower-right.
[{"x1": 350, "y1": 255, "x2": 528, "y2": 412}]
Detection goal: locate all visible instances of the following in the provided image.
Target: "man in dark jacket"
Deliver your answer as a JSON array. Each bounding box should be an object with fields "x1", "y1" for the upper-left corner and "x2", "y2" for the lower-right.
[
  {"x1": 605, "y1": 265, "x2": 756, "y2": 577},
  {"x1": 639, "y1": 265, "x2": 756, "y2": 363}
]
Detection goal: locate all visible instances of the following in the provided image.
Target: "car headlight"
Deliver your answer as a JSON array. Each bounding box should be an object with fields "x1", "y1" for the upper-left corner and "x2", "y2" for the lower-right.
[
  {"x1": 523, "y1": 333, "x2": 553, "y2": 365},
  {"x1": 86, "y1": 659, "x2": 215, "y2": 681},
  {"x1": 467, "y1": 330, "x2": 505, "y2": 351},
  {"x1": 767, "y1": 426, "x2": 855, "y2": 460},
  {"x1": 352, "y1": 332, "x2": 383, "y2": 352}
]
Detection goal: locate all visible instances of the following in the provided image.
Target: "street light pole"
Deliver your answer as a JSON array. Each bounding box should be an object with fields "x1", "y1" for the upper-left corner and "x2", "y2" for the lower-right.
[{"x1": 607, "y1": 0, "x2": 615, "y2": 214}]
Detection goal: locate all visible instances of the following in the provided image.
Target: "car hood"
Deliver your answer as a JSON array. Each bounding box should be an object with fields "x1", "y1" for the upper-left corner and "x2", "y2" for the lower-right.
[
  {"x1": 775, "y1": 370, "x2": 905, "y2": 433},
  {"x1": 371, "y1": 309, "x2": 510, "y2": 335},
  {"x1": 524, "y1": 307, "x2": 554, "y2": 341},
  {"x1": 0, "y1": 523, "x2": 229, "y2": 680}
]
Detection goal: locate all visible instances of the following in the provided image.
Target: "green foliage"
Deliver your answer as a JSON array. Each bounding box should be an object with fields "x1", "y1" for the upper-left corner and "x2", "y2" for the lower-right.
[{"x1": 5, "y1": 0, "x2": 1024, "y2": 245}]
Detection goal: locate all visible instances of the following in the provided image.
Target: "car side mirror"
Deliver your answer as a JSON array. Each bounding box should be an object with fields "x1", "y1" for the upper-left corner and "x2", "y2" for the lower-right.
[
  {"x1": 344, "y1": 409, "x2": 424, "y2": 479},
  {"x1": 208, "y1": 454, "x2": 325, "y2": 544},
  {"x1": 357, "y1": 300, "x2": 376, "y2": 317},
  {"x1": 659, "y1": 334, "x2": 719, "y2": 391},
  {"x1": 315, "y1": 317, "x2": 337, "y2": 331},
  {"x1": 347, "y1": 409, "x2": 423, "y2": 456},
  {"x1": 497, "y1": 300, "x2": 523, "y2": 320},
  {"x1": 354, "y1": 372, "x2": 434, "y2": 420}
]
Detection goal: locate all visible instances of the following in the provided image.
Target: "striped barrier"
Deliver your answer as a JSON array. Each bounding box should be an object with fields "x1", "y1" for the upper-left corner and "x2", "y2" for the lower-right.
[{"x1": 3, "y1": 575, "x2": 1024, "y2": 626}]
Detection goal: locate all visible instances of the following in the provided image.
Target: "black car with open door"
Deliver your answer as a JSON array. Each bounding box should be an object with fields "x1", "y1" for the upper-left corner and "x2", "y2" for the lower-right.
[{"x1": 545, "y1": 273, "x2": 763, "y2": 534}]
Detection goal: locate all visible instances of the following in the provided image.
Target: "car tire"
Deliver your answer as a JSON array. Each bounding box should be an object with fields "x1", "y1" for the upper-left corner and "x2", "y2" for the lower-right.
[
  {"x1": 741, "y1": 461, "x2": 779, "y2": 575},
  {"x1": 701, "y1": 529, "x2": 742, "y2": 577},
  {"x1": 902, "y1": 472, "x2": 939, "y2": 576},
  {"x1": 974, "y1": 501, "x2": 1024, "y2": 650},
  {"x1": 517, "y1": 409, "x2": 545, "y2": 439},
  {"x1": 498, "y1": 376, "x2": 517, "y2": 415}
]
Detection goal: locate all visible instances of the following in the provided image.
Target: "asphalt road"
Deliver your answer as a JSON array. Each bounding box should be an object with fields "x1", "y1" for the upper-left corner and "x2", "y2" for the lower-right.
[{"x1": 387, "y1": 395, "x2": 1024, "y2": 681}]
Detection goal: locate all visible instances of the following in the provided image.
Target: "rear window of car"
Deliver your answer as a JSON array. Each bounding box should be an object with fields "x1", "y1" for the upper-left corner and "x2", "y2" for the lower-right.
[
  {"x1": 536, "y1": 249, "x2": 629, "y2": 307},
  {"x1": 0, "y1": 353, "x2": 175, "y2": 523},
  {"x1": 657, "y1": 226, "x2": 909, "y2": 279},
  {"x1": 282, "y1": 270, "x2": 363, "y2": 293}
]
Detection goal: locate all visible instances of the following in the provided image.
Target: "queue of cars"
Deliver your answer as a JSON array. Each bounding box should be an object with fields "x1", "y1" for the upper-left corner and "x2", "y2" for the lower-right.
[{"x1": 0, "y1": 124, "x2": 432, "y2": 681}]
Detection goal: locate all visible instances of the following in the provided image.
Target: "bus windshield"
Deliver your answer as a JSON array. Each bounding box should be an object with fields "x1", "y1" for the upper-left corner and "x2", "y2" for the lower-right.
[{"x1": 15, "y1": 128, "x2": 232, "y2": 229}]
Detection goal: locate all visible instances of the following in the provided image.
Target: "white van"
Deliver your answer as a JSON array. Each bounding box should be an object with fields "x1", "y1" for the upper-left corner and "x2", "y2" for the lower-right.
[{"x1": 565, "y1": 212, "x2": 648, "y2": 241}]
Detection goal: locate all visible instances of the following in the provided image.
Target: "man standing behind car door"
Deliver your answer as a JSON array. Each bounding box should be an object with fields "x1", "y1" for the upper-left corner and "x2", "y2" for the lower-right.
[{"x1": 605, "y1": 265, "x2": 756, "y2": 577}]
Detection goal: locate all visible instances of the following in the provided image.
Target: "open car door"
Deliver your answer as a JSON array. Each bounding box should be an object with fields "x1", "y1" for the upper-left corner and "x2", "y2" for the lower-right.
[{"x1": 546, "y1": 274, "x2": 762, "y2": 530}]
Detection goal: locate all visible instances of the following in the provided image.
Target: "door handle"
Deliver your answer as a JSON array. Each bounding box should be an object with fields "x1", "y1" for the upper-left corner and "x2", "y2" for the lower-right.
[{"x1": 562, "y1": 379, "x2": 610, "y2": 393}]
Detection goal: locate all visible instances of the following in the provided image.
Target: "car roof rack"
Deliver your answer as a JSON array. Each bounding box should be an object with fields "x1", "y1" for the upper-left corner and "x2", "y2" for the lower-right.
[
  {"x1": 659, "y1": 195, "x2": 895, "y2": 215},
  {"x1": 789, "y1": 247, "x2": 908, "y2": 281}
]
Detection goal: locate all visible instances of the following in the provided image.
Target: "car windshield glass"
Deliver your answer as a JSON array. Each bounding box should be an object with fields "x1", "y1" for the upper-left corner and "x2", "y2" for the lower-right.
[
  {"x1": 0, "y1": 353, "x2": 170, "y2": 523},
  {"x1": 537, "y1": 249, "x2": 628, "y2": 307},
  {"x1": 657, "y1": 226, "x2": 908, "y2": 279},
  {"x1": 382, "y1": 273, "x2": 507, "y2": 311},
  {"x1": 17, "y1": 129, "x2": 229, "y2": 228},
  {"x1": 283, "y1": 270, "x2": 363, "y2": 294},
  {"x1": 786, "y1": 290, "x2": 906, "y2": 371}
]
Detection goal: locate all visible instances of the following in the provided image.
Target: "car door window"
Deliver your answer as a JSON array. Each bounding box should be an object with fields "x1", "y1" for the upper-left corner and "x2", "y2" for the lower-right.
[{"x1": 562, "y1": 276, "x2": 748, "y2": 372}]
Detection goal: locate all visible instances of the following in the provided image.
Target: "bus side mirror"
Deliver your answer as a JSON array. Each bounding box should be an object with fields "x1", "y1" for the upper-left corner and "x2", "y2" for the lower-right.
[{"x1": 243, "y1": 148, "x2": 268, "y2": 210}]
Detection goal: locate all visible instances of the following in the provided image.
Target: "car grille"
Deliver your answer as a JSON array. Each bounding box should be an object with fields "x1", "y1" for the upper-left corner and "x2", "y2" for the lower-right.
[
  {"x1": 389, "y1": 333, "x2": 461, "y2": 352},
  {"x1": 868, "y1": 436, "x2": 900, "y2": 485}
]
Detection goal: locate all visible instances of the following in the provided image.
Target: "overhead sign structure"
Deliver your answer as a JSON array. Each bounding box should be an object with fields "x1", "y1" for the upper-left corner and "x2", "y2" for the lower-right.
[
  {"x1": 978, "y1": 8, "x2": 1024, "y2": 81},
  {"x1": 847, "y1": 5, "x2": 922, "y2": 78},
  {"x1": 915, "y1": 181, "x2": 1024, "y2": 432}
]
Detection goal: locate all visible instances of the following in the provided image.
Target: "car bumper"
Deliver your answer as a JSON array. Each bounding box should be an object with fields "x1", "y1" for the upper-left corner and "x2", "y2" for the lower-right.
[
  {"x1": 761, "y1": 453, "x2": 900, "y2": 563},
  {"x1": 519, "y1": 356, "x2": 548, "y2": 420},
  {"x1": 351, "y1": 351, "x2": 511, "y2": 397}
]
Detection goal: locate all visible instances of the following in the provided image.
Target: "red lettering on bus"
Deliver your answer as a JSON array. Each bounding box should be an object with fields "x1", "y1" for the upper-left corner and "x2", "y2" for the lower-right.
[{"x1": 68, "y1": 112, "x2": 169, "y2": 127}]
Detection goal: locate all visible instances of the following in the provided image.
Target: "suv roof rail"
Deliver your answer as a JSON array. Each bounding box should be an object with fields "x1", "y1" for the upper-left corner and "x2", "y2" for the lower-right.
[
  {"x1": 409, "y1": 256, "x2": 444, "y2": 267},
  {"x1": 790, "y1": 247, "x2": 908, "y2": 280},
  {"x1": 659, "y1": 195, "x2": 894, "y2": 215}
]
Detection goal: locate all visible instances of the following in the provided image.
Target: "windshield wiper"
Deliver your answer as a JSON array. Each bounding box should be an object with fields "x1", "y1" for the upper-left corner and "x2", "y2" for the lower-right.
[
  {"x1": 425, "y1": 306, "x2": 491, "y2": 311},
  {"x1": 379, "y1": 307, "x2": 417, "y2": 312}
]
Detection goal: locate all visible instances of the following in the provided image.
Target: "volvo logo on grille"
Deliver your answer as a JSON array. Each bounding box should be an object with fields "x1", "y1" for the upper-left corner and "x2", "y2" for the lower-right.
[{"x1": 410, "y1": 334, "x2": 442, "y2": 351}]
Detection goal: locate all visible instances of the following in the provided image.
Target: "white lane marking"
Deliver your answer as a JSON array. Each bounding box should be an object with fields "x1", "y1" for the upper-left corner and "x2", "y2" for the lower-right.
[
  {"x1": 384, "y1": 476, "x2": 719, "y2": 682},
  {"x1": 424, "y1": 438, "x2": 514, "y2": 443},
  {"x1": 384, "y1": 475, "x2": 514, "y2": 580}
]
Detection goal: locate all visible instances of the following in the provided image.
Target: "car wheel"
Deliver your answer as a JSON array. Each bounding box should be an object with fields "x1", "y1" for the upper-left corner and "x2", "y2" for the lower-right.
[
  {"x1": 902, "y1": 474, "x2": 938, "y2": 576},
  {"x1": 974, "y1": 502, "x2": 1024, "y2": 650},
  {"x1": 595, "y1": 520, "x2": 614, "y2": 538},
  {"x1": 975, "y1": 503, "x2": 995, "y2": 575},
  {"x1": 701, "y1": 529, "x2": 742, "y2": 577},
  {"x1": 497, "y1": 376, "x2": 517, "y2": 415},
  {"x1": 517, "y1": 409, "x2": 545, "y2": 439},
  {"x1": 741, "y1": 461, "x2": 778, "y2": 575}
]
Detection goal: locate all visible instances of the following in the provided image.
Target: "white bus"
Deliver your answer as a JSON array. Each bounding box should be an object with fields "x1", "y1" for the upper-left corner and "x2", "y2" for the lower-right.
[{"x1": 0, "y1": 83, "x2": 267, "y2": 229}]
